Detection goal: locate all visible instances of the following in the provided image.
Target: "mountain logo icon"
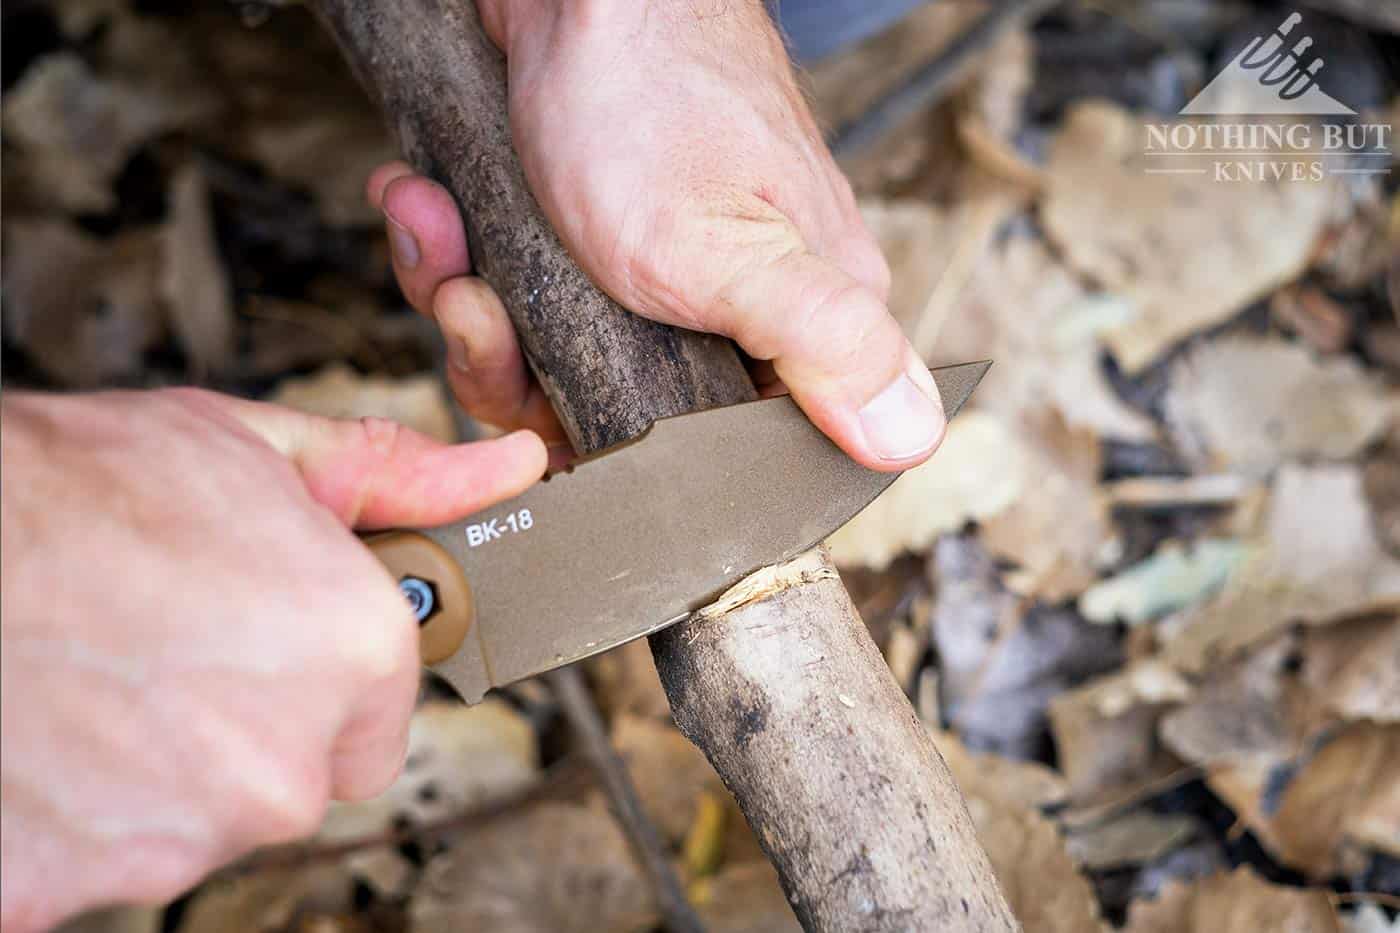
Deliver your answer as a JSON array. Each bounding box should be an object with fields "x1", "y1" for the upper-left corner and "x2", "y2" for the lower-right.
[{"x1": 1181, "y1": 13, "x2": 1356, "y2": 115}]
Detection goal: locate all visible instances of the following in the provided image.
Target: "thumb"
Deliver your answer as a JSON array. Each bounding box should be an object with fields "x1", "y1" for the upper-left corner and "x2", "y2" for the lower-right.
[
  {"x1": 197, "y1": 392, "x2": 547, "y2": 529},
  {"x1": 715, "y1": 244, "x2": 946, "y2": 472}
]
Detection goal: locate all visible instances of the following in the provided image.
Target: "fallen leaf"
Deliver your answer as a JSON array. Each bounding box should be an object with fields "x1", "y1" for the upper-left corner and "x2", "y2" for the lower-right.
[
  {"x1": 1048, "y1": 661, "x2": 1192, "y2": 803},
  {"x1": 588, "y1": 639, "x2": 673, "y2": 721},
  {"x1": 1065, "y1": 810, "x2": 1202, "y2": 871},
  {"x1": 979, "y1": 408, "x2": 1115, "y2": 601},
  {"x1": 1164, "y1": 336, "x2": 1393, "y2": 478},
  {"x1": 930, "y1": 534, "x2": 1122, "y2": 759},
  {"x1": 56, "y1": 907, "x2": 159, "y2": 933},
  {"x1": 932, "y1": 728, "x2": 1069, "y2": 812},
  {"x1": 1164, "y1": 464, "x2": 1400, "y2": 673},
  {"x1": 609, "y1": 714, "x2": 724, "y2": 845},
  {"x1": 1122, "y1": 867, "x2": 1339, "y2": 933},
  {"x1": 826, "y1": 411, "x2": 1025, "y2": 570},
  {"x1": 180, "y1": 864, "x2": 353, "y2": 933},
  {"x1": 3, "y1": 52, "x2": 215, "y2": 212},
  {"x1": 927, "y1": 233, "x2": 1159, "y2": 443},
  {"x1": 1210, "y1": 721, "x2": 1400, "y2": 879},
  {"x1": 162, "y1": 163, "x2": 235, "y2": 377},
  {"x1": 411, "y1": 802, "x2": 656, "y2": 933},
  {"x1": 691, "y1": 861, "x2": 801, "y2": 933},
  {"x1": 1346, "y1": 902, "x2": 1400, "y2": 933},
  {"x1": 268, "y1": 363, "x2": 456, "y2": 442},
  {"x1": 947, "y1": 737, "x2": 1105, "y2": 933},
  {"x1": 2, "y1": 219, "x2": 165, "y2": 387},
  {"x1": 1043, "y1": 102, "x2": 1338, "y2": 373},
  {"x1": 1079, "y1": 538, "x2": 1250, "y2": 626}
]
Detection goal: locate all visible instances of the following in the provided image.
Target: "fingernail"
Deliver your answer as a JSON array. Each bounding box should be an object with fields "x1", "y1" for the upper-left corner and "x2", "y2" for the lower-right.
[
  {"x1": 386, "y1": 217, "x2": 420, "y2": 269},
  {"x1": 858, "y1": 372, "x2": 945, "y2": 462}
]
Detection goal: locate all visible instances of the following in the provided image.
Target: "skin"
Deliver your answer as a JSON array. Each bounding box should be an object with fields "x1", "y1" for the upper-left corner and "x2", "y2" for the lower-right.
[
  {"x1": 1, "y1": 1, "x2": 944, "y2": 927},
  {"x1": 0, "y1": 391, "x2": 545, "y2": 931},
  {"x1": 374, "y1": 0, "x2": 946, "y2": 471}
]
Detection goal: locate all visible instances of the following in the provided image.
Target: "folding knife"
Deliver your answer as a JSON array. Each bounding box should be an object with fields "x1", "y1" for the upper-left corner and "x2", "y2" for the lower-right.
[{"x1": 368, "y1": 361, "x2": 990, "y2": 703}]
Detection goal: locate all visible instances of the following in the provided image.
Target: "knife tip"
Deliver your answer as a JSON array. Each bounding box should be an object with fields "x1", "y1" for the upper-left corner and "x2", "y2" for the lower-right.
[{"x1": 928, "y1": 360, "x2": 992, "y2": 419}]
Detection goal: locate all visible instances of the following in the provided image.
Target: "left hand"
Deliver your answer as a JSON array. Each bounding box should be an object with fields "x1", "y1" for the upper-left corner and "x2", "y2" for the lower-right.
[{"x1": 366, "y1": 0, "x2": 946, "y2": 472}]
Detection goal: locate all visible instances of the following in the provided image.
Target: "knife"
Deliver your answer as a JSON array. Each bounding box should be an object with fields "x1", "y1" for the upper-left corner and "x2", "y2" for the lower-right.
[{"x1": 368, "y1": 361, "x2": 990, "y2": 703}]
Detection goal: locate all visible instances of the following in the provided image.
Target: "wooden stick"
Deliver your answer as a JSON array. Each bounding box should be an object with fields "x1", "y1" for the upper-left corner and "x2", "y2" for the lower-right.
[{"x1": 310, "y1": 3, "x2": 1014, "y2": 928}]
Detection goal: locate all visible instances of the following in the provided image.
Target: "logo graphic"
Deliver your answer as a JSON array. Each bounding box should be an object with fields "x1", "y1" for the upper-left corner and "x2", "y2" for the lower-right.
[
  {"x1": 1141, "y1": 12, "x2": 1392, "y2": 182},
  {"x1": 1182, "y1": 13, "x2": 1354, "y2": 115}
]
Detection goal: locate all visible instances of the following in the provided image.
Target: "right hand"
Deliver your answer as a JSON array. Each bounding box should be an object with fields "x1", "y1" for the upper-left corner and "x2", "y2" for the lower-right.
[{"x1": 0, "y1": 388, "x2": 545, "y2": 931}]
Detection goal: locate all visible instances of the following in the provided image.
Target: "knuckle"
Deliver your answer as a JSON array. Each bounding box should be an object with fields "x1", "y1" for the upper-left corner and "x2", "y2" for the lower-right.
[
  {"x1": 338, "y1": 597, "x2": 416, "y2": 683},
  {"x1": 357, "y1": 416, "x2": 407, "y2": 461},
  {"x1": 241, "y1": 764, "x2": 328, "y2": 844}
]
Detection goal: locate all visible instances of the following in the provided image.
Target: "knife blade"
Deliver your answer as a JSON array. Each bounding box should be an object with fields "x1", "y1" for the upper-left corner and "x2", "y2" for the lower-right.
[{"x1": 370, "y1": 361, "x2": 989, "y2": 703}]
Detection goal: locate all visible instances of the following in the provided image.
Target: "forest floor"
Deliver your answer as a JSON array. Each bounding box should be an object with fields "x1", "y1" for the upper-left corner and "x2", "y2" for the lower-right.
[{"x1": 3, "y1": 1, "x2": 1398, "y2": 931}]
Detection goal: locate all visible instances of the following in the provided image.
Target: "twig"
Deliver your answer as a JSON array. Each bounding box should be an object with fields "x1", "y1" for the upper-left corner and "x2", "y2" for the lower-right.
[
  {"x1": 219, "y1": 758, "x2": 589, "y2": 878},
  {"x1": 828, "y1": 0, "x2": 1061, "y2": 158},
  {"x1": 547, "y1": 667, "x2": 705, "y2": 933}
]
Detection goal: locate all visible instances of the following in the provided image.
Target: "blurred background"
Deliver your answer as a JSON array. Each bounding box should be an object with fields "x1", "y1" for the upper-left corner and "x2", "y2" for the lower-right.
[{"x1": 2, "y1": 1, "x2": 1397, "y2": 931}]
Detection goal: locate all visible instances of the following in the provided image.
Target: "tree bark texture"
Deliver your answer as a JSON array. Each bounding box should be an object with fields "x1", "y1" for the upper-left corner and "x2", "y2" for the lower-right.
[{"x1": 311, "y1": 2, "x2": 1015, "y2": 929}]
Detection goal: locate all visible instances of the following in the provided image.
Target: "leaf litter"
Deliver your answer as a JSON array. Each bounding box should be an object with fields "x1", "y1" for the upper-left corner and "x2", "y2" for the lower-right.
[{"x1": 20, "y1": 0, "x2": 1398, "y2": 931}]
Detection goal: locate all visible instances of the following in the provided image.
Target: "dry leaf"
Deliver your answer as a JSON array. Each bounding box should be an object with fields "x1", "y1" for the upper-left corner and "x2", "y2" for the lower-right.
[
  {"x1": 1065, "y1": 810, "x2": 1201, "y2": 871},
  {"x1": 162, "y1": 163, "x2": 235, "y2": 377},
  {"x1": 979, "y1": 408, "x2": 1113, "y2": 601},
  {"x1": 826, "y1": 411, "x2": 1024, "y2": 570},
  {"x1": 1164, "y1": 465, "x2": 1400, "y2": 673},
  {"x1": 928, "y1": 233, "x2": 1159, "y2": 444},
  {"x1": 1043, "y1": 102, "x2": 1337, "y2": 373},
  {"x1": 946, "y1": 733, "x2": 1105, "y2": 933},
  {"x1": 1346, "y1": 902, "x2": 1400, "y2": 933},
  {"x1": 180, "y1": 865, "x2": 353, "y2": 933},
  {"x1": 1122, "y1": 867, "x2": 1339, "y2": 933},
  {"x1": 1049, "y1": 662, "x2": 1192, "y2": 802},
  {"x1": 56, "y1": 907, "x2": 159, "y2": 933},
  {"x1": 1079, "y1": 539, "x2": 1249, "y2": 626},
  {"x1": 1165, "y1": 336, "x2": 1393, "y2": 478},
  {"x1": 588, "y1": 639, "x2": 672, "y2": 721},
  {"x1": 411, "y1": 802, "x2": 655, "y2": 933},
  {"x1": 609, "y1": 714, "x2": 724, "y2": 845},
  {"x1": 691, "y1": 861, "x2": 801, "y2": 933},
  {"x1": 931, "y1": 534, "x2": 1122, "y2": 758},
  {"x1": 268, "y1": 363, "x2": 456, "y2": 442},
  {"x1": 932, "y1": 729, "x2": 1069, "y2": 812},
  {"x1": 2, "y1": 219, "x2": 165, "y2": 387},
  {"x1": 3, "y1": 52, "x2": 214, "y2": 212},
  {"x1": 1211, "y1": 722, "x2": 1400, "y2": 878}
]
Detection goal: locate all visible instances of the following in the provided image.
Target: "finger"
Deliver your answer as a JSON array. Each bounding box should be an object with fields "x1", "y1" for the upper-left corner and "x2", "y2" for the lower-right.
[
  {"x1": 716, "y1": 246, "x2": 945, "y2": 472},
  {"x1": 366, "y1": 160, "x2": 414, "y2": 211},
  {"x1": 210, "y1": 395, "x2": 548, "y2": 528},
  {"x1": 328, "y1": 640, "x2": 418, "y2": 800},
  {"x1": 434, "y1": 277, "x2": 569, "y2": 445},
  {"x1": 375, "y1": 172, "x2": 472, "y2": 316}
]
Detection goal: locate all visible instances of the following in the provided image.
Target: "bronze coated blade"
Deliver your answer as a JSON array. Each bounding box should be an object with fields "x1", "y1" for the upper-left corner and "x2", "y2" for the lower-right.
[{"x1": 422, "y1": 361, "x2": 990, "y2": 702}]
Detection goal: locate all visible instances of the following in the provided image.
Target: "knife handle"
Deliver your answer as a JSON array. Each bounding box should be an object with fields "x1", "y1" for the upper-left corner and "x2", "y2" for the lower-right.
[{"x1": 365, "y1": 531, "x2": 475, "y2": 664}]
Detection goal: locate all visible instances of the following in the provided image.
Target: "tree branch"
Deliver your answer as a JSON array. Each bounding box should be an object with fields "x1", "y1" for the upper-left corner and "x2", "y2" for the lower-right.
[{"x1": 310, "y1": 2, "x2": 1015, "y2": 928}]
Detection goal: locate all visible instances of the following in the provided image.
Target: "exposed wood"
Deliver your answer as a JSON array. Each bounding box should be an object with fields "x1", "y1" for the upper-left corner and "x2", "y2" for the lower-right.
[
  {"x1": 656, "y1": 549, "x2": 1015, "y2": 930},
  {"x1": 311, "y1": 2, "x2": 1013, "y2": 928}
]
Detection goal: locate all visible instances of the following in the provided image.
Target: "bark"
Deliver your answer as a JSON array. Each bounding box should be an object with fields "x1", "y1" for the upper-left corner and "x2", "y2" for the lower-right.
[{"x1": 311, "y1": 2, "x2": 1015, "y2": 929}]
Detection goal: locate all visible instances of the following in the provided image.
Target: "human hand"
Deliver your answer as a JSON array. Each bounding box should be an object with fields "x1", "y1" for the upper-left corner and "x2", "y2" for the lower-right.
[
  {"x1": 367, "y1": 0, "x2": 945, "y2": 471},
  {"x1": 0, "y1": 389, "x2": 544, "y2": 931}
]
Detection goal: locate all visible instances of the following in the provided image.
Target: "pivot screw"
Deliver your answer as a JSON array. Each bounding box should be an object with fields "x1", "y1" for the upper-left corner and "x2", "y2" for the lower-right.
[{"x1": 399, "y1": 576, "x2": 438, "y2": 624}]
